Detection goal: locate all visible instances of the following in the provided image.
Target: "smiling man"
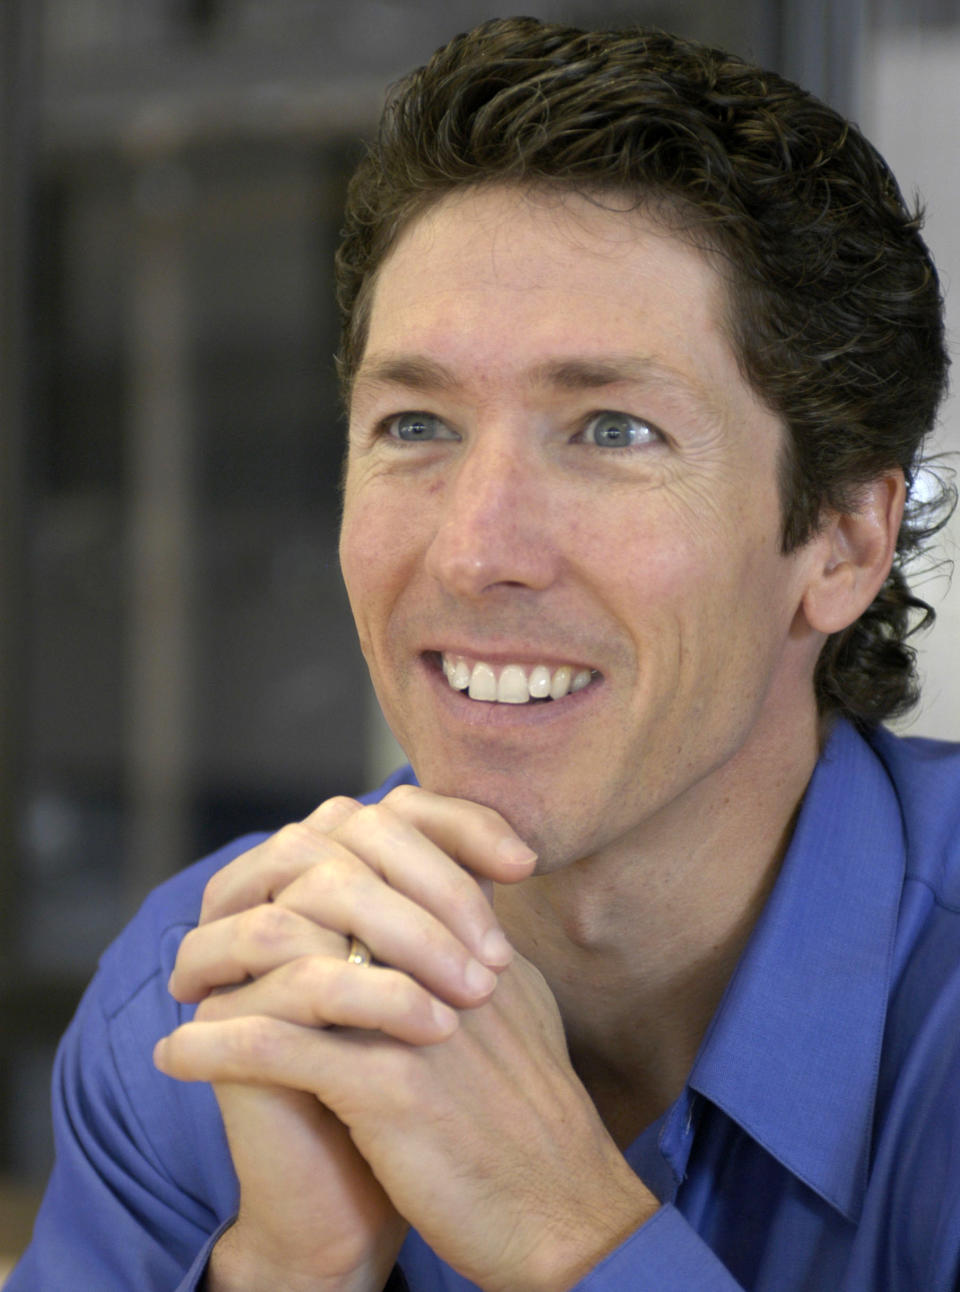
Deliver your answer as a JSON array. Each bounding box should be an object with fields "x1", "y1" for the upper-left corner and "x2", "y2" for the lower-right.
[{"x1": 10, "y1": 18, "x2": 960, "y2": 1292}]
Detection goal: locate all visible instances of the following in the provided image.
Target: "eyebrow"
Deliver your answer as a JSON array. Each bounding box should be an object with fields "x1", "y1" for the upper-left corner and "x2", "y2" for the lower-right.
[
  {"x1": 352, "y1": 352, "x2": 714, "y2": 409},
  {"x1": 353, "y1": 355, "x2": 459, "y2": 396},
  {"x1": 533, "y1": 356, "x2": 702, "y2": 397}
]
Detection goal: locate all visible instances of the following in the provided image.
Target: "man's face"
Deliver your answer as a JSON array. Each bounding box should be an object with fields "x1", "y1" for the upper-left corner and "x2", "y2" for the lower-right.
[{"x1": 340, "y1": 186, "x2": 824, "y2": 868}]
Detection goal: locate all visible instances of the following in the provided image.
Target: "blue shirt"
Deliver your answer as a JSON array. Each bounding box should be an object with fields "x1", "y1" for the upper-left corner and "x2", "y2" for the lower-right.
[{"x1": 10, "y1": 719, "x2": 960, "y2": 1290}]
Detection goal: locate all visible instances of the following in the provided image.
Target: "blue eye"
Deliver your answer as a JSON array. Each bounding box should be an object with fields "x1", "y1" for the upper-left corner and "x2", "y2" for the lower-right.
[
  {"x1": 389, "y1": 412, "x2": 455, "y2": 442},
  {"x1": 584, "y1": 412, "x2": 659, "y2": 448}
]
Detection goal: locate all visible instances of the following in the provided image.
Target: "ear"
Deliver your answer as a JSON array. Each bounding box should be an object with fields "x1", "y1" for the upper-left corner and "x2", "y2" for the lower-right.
[{"x1": 801, "y1": 470, "x2": 906, "y2": 635}]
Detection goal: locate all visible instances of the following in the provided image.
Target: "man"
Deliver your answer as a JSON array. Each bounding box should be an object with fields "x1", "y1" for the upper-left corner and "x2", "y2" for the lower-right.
[{"x1": 10, "y1": 17, "x2": 959, "y2": 1292}]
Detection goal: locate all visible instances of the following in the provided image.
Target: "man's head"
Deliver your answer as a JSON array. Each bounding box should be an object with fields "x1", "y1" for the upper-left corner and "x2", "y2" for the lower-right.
[{"x1": 335, "y1": 17, "x2": 951, "y2": 730}]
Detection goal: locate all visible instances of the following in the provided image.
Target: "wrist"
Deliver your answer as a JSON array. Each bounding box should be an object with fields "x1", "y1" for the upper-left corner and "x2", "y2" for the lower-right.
[
  {"x1": 501, "y1": 1173, "x2": 659, "y2": 1292},
  {"x1": 204, "y1": 1220, "x2": 398, "y2": 1292}
]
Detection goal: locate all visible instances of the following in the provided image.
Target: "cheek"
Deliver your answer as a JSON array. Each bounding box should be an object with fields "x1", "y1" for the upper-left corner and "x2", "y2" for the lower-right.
[
  {"x1": 341, "y1": 469, "x2": 400, "y2": 565},
  {"x1": 339, "y1": 495, "x2": 394, "y2": 635},
  {"x1": 616, "y1": 515, "x2": 787, "y2": 682},
  {"x1": 340, "y1": 482, "x2": 431, "y2": 660}
]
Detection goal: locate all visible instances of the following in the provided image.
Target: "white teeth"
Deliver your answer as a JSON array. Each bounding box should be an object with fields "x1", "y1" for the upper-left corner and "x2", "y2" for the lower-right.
[
  {"x1": 528, "y1": 665, "x2": 552, "y2": 699},
  {"x1": 441, "y1": 655, "x2": 596, "y2": 704},
  {"x1": 497, "y1": 665, "x2": 530, "y2": 704},
  {"x1": 449, "y1": 657, "x2": 471, "y2": 690},
  {"x1": 550, "y1": 666, "x2": 572, "y2": 700},
  {"x1": 467, "y1": 661, "x2": 497, "y2": 701}
]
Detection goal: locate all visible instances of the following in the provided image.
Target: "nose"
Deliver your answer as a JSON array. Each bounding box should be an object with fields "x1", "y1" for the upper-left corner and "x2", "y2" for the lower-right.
[{"x1": 423, "y1": 434, "x2": 560, "y2": 599}]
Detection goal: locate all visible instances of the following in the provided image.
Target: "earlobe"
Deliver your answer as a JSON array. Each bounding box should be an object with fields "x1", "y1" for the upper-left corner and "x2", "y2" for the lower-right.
[{"x1": 802, "y1": 470, "x2": 906, "y2": 635}]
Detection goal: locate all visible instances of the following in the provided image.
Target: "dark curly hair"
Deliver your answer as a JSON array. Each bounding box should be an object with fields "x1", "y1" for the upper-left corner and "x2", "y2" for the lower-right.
[{"x1": 335, "y1": 17, "x2": 953, "y2": 728}]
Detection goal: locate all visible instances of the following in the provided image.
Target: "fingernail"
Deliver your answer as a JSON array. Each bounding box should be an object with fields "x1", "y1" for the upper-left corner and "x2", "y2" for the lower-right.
[
  {"x1": 432, "y1": 999, "x2": 459, "y2": 1033},
  {"x1": 497, "y1": 837, "x2": 538, "y2": 867},
  {"x1": 465, "y1": 958, "x2": 499, "y2": 996},
  {"x1": 479, "y1": 926, "x2": 513, "y2": 968}
]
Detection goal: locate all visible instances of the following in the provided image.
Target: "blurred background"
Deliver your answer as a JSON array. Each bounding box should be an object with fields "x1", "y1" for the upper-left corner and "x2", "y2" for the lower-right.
[{"x1": 1, "y1": 0, "x2": 958, "y2": 1266}]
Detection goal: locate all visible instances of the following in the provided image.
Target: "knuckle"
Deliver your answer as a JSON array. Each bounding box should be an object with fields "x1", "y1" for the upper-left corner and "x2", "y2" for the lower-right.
[
  {"x1": 302, "y1": 795, "x2": 358, "y2": 834},
  {"x1": 230, "y1": 1015, "x2": 277, "y2": 1066},
  {"x1": 273, "y1": 820, "x2": 314, "y2": 864},
  {"x1": 298, "y1": 852, "x2": 352, "y2": 904},
  {"x1": 237, "y1": 902, "x2": 295, "y2": 950},
  {"x1": 376, "y1": 971, "x2": 435, "y2": 1031},
  {"x1": 199, "y1": 866, "x2": 231, "y2": 919},
  {"x1": 380, "y1": 969, "x2": 419, "y2": 1013},
  {"x1": 201, "y1": 867, "x2": 224, "y2": 906},
  {"x1": 471, "y1": 799, "x2": 510, "y2": 831},
  {"x1": 319, "y1": 794, "x2": 360, "y2": 816},
  {"x1": 193, "y1": 994, "x2": 221, "y2": 1024},
  {"x1": 282, "y1": 953, "x2": 328, "y2": 996},
  {"x1": 429, "y1": 864, "x2": 483, "y2": 916},
  {"x1": 175, "y1": 924, "x2": 200, "y2": 962},
  {"x1": 352, "y1": 801, "x2": 390, "y2": 832},
  {"x1": 383, "y1": 782, "x2": 418, "y2": 807},
  {"x1": 351, "y1": 801, "x2": 408, "y2": 851},
  {"x1": 319, "y1": 962, "x2": 362, "y2": 1021},
  {"x1": 281, "y1": 955, "x2": 346, "y2": 1027}
]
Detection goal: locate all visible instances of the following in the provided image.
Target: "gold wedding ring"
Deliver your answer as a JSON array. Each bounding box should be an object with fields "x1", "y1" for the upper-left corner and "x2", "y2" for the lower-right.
[{"x1": 346, "y1": 935, "x2": 372, "y2": 966}]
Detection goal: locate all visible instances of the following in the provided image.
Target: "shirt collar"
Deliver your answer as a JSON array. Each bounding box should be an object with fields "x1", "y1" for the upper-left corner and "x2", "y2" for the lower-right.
[{"x1": 688, "y1": 719, "x2": 905, "y2": 1223}]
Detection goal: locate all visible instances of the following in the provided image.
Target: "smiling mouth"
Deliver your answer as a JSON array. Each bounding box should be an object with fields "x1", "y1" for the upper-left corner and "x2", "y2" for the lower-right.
[{"x1": 438, "y1": 652, "x2": 599, "y2": 705}]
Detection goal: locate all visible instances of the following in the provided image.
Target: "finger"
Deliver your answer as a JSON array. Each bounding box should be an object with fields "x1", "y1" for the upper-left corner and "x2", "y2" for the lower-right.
[
  {"x1": 169, "y1": 903, "x2": 345, "y2": 1003},
  {"x1": 191, "y1": 957, "x2": 459, "y2": 1046},
  {"x1": 198, "y1": 789, "x2": 536, "y2": 958},
  {"x1": 199, "y1": 796, "x2": 363, "y2": 924},
  {"x1": 154, "y1": 1015, "x2": 376, "y2": 1096},
  {"x1": 311, "y1": 803, "x2": 516, "y2": 971},
  {"x1": 272, "y1": 838, "x2": 502, "y2": 1005},
  {"x1": 177, "y1": 864, "x2": 500, "y2": 1011},
  {"x1": 375, "y1": 785, "x2": 537, "y2": 882}
]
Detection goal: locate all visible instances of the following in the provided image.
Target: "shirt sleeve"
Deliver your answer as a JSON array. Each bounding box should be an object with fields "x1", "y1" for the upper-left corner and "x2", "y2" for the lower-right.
[
  {"x1": 6, "y1": 861, "x2": 242, "y2": 1291},
  {"x1": 573, "y1": 1206, "x2": 745, "y2": 1291}
]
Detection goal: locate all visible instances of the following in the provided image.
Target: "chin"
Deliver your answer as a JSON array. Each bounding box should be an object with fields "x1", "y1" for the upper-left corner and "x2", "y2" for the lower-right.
[{"x1": 415, "y1": 761, "x2": 598, "y2": 872}]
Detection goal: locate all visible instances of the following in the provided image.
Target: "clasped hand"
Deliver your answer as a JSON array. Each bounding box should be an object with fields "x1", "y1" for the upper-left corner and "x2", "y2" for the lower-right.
[{"x1": 155, "y1": 787, "x2": 655, "y2": 1292}]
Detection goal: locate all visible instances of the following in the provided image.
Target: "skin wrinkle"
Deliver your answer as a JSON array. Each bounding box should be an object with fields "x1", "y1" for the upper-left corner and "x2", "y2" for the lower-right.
[
  {"x1": 341, "y1": 185, "x2": 829, "y2": 889},
  {"x1": 349, "y1": 362, "x2": 734, "y2": 505},
  {"x1": 351, "y1": 352, "x2": 729, "y2": 434},
  {"x1": 349, "y1": 189, "x2": 733, "y2": 431}
]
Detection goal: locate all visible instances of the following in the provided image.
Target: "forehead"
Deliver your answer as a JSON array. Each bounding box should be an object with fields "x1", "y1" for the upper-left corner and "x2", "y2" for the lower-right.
[{"x1": 356, "y1": 185, "x2": 744, "y2": 404}]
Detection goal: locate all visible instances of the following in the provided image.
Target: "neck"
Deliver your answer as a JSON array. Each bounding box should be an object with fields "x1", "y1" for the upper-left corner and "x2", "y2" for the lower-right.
[{"x1": 495, "y1": 705, "x2": 822, "y2": 1141}]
